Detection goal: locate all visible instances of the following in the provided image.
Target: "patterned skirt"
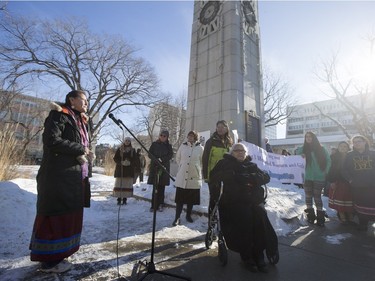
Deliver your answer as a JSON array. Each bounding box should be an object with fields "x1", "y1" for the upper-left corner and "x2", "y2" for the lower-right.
[
  {"x1": 113, "y1": 177, "x2": 134, "y2": 198},
  {"x1": 328, "y1": 181, "x2": 354, "y2": 213},
  {"x1": 29, "y1": 209, "x2": 83, "y2": 262}
]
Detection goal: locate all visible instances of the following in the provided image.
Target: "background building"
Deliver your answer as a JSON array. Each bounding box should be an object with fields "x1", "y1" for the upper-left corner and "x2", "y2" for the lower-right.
[
  {"x1": 265, "y1": 125, "x2": 277, "y2": 140},
  {"x1": 0, "y1": 93, "x2": 50, "y2": 162},
  {"x1": 270, "y1": 95, "x2": 375, "y2": 154},
  {"x1": 148, "y1": 102, "x2": 186, "y2": 152}
]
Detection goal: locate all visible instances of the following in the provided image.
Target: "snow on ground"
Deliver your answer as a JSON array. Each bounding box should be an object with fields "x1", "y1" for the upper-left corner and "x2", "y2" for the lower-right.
[{"x1": 0, "y1": 165, "x2": 336, "y2": 280}]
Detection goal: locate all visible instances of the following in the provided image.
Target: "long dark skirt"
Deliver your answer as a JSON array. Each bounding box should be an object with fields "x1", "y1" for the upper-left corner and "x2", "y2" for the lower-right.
[
  {"x1": 29, "y1": 209, "x2": 83, "y2": 262},
  {"x1": 175, "y1": 187, "x2": 200, "y2": 205}
]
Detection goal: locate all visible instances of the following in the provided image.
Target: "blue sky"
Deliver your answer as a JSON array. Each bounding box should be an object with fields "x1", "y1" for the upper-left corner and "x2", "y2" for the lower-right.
[
  {"x1": 5, "y1": 1, "x2": 375, "y2": 103},
  {"x1": 4, "y1": 1, "x2": 375, "y2": 139}
]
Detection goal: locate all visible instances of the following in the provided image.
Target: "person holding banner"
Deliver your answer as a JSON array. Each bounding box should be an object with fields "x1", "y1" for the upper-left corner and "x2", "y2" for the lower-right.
[
  {"x1": 296, "y1": 131, "x2": 331, "y2": 226},
  {"x1": 202, "y1": 120, "x2": 233, "y2": 216}
]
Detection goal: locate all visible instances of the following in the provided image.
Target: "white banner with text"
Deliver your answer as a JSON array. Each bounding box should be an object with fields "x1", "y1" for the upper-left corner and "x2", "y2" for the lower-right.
[{"x1": 242, "y1": 141, "x2": 305, "y2": 184}]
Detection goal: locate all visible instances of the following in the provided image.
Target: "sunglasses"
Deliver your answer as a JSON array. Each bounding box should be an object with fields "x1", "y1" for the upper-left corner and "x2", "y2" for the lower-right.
[{"x1": 160, "y1": 134, "x2": 167, "y2": 137}]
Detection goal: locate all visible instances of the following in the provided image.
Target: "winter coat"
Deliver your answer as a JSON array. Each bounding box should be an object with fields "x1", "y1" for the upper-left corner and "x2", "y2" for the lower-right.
[
  {"x1": 174, "y1": 141, "x2": 204, "y2": 189},
  {"x1": 210, "y1": 154, "x2": 270, "y2": 207},
  {"x1": 147, "y1": 139, "x2": 173, "y2": 186},
  {"x1": 342, "y1": 149, "x2": 375, "y2": 188},
  {"x1": 113, "y1": 146, "x2": 138, "y2": 178},
  {"x1": 36, "y1": 103, "x2": 88, "y2": 216},
  {"x1": 202, "y1": 132, "x2": 232, "y2": 182},
  {"x1": 295, "y1": 146, "x2": 331, "y2": 182},
  {"x1": 266, "y1": 143, "x2": 273, "y2": 153},
  {"x1": 138, "y1": 154, "x2": 147, "y2": 173},
  {"x1": 209, "y1": 154, "x2": 271, "y2": 254}
]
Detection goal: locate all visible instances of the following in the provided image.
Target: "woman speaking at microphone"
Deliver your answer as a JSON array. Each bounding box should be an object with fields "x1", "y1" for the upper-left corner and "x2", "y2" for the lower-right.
[{"x1": 29, "y1": 90, "x2": 93, "y2": 273}]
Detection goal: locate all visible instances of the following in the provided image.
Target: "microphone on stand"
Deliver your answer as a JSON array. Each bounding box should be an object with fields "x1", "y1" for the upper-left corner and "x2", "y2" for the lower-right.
[{"x1": 108, "y1": 113, "x2": 122, "y2": 129}]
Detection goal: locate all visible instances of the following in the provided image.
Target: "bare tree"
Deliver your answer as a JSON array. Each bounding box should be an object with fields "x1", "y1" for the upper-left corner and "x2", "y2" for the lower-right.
[
  {"x1": 312, "y1": 103, "x2": 352, "y2": 140},
  {"x1": 171, "y1": 91, "x2": 187, "y2": 150},
  {"x1": 136, "y1": 92, "x2": 187, "y2": 152},
  {"x1": 137, "y1": 96, "x2": 173, "y2": 145},
  {"x1": 314, "y1": 37, "x2": 375, "y2": 144},
  {"x1": 263, "y1": 66, "x2": 297, "y2": 128},
  {"x1": 0, "y1": 1, "x2": 7, "y2": 12},
  {"x1": 0, "y1": 89, "x2": 17, "y2": 121},
  {"x1": 9, "y1": 102, "x2": 49, "y2": 160},
  {"x1": 0, "y1": 123, "x2": 20, "y2": 181},
  {"x1": 0, "y1": 15, "x2": 165, "y2": 142}
]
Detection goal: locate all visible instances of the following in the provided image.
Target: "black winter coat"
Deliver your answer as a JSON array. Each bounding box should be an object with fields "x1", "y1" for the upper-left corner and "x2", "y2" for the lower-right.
[
  {"x1": 36, "y1": 107, "x2": 87, "y2": 216},
  {"x1": 210, "y1": 154, "x2": 271, "y2": 254},
  {"x1": 210, "y1": 154, "x2": 270, "y2": 207},
  {"x1": 342, "y1": 149, "x2": 375, "y2": 188},
  {"x1": 147, "y1": 140, "x2": 173, "y2": 186}
]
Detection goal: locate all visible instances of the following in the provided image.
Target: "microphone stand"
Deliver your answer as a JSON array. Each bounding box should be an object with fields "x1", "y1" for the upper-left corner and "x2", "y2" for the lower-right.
[{"x1": 108, "y1": 114, "x2": 191, "y2": 281}]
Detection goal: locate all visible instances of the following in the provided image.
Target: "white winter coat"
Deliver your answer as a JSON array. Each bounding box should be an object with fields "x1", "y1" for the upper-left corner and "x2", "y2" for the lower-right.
[{"x1": 174, "y1": 141, "x2": 204, "y2": 189}]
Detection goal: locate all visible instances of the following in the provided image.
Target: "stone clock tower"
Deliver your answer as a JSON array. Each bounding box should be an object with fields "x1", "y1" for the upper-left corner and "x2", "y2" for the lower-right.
[{"x1": 185, "y1": 0, "x2": 264, "y2": 146}]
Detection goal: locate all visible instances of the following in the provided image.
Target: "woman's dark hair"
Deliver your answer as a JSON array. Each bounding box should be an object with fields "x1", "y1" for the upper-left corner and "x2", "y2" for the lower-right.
[
  {"x1": 65, "y1": 90, "x2": 86, "y2": 106},
  {"x1": 188, "y1": 130, "x2": 199, "y2": 142},
  {"x1": 215, "y1": 120, "x2": 233, "y2": 146},
  {"x1": 337, "y1": 141, "x2": 350, "y2": 151},
  {"x1": 303, "y1": 131, "x2": 327, "y2": 171}
]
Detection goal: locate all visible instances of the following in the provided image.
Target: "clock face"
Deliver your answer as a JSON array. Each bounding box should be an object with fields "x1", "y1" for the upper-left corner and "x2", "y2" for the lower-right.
[{"x1": 199, "y1": 1, "x2": 220, "y2": 25}]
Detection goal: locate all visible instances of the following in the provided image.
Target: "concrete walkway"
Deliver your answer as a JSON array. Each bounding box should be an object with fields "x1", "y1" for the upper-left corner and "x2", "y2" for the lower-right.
[
  {"x1": 131, "y1": 216, "x2": 375, "y2": 281},
  {"x1": 19, "y1": 208, "x2": 375, "y2": 281}
]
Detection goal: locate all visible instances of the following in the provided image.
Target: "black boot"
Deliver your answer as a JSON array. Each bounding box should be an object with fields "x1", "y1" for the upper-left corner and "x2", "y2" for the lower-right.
[
  {"x1": 316, "y1": 210, "x2": 325, "y2": 226},
  {"x1": 186, "y1": 215, "x2": 193, "y2": 223},
  {"x1": 117, "y1": 198, "x2": 121, "y2": 205},
  {"x1": 122, "y1": 198, "x2": 127, "y2": 205},
  {"x1": 304, "y1": 208, "x2": 316, "y2": 224},
  {"x1": 186, "y1": 204, "x2": 193, "y2": 223},
  {"x1": 172, "y1": 218, "x2": 180, "y2": 226},
  {"x1": 173, "y1": 204, "x2": 183, "y2": 226}
]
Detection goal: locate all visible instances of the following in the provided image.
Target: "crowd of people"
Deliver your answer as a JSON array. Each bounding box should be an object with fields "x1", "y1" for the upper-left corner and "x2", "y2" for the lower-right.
[
  {"x1": 29, "y1": 89, "x2": 375, "y2": 275},
  {"x1": 282, "y1": 131, "x2": 375, "y2": 231}
]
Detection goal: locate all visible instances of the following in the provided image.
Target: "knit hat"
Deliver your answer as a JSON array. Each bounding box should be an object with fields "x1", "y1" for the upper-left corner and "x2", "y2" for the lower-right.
[{"x1": 160, "y1": 130, "x2": 169, "y2": 137}]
